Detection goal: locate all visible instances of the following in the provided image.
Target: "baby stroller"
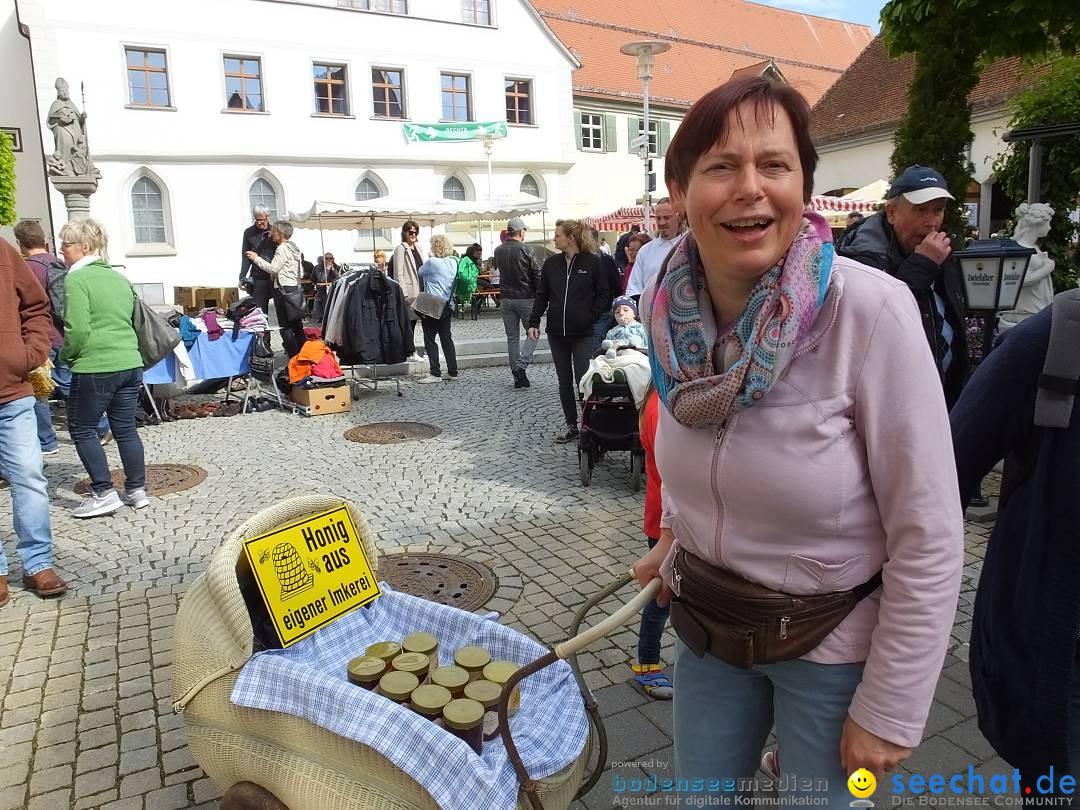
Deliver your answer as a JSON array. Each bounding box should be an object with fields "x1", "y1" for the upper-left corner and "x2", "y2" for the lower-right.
[{"x1": 577, "y1": 374, "x2": 645, "y2": 491}]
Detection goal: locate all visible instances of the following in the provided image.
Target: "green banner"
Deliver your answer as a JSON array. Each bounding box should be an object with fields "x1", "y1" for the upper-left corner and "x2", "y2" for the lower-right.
[{"x1": 402, "y1": 121, "x2": 508, "y2": 143}]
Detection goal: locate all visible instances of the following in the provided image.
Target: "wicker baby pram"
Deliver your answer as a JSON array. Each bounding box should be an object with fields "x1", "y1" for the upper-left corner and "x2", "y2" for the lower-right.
[{"x1": 172, "y1": 495, "x2": 658, "y2": 810}]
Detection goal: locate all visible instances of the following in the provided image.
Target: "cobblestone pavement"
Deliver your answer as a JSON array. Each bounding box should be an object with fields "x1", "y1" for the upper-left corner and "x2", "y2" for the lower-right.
[{"x1": 0, "y1": 322, "x2": 1011, "y2": 809}]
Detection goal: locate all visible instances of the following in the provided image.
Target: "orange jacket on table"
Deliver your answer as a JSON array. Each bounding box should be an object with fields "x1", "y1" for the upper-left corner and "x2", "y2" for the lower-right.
[{"x1": 287, "y1": 339, "x2": 343, "y2": 383}]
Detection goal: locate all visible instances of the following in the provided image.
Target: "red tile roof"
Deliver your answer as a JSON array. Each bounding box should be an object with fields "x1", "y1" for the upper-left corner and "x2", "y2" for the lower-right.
[
  {"x1": 809, "y1": 36, "x2": 1039, "y2": 145},
  {"x1": 529, "y1": 0, "x2": 875, "y2": 109}
]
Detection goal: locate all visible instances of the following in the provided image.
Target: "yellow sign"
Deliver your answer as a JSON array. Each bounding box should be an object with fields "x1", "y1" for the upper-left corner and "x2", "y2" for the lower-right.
[
  {"x1": 848, "y1": 768, "x2": 877, "y2": 798},
  {"x1": 242, "y1": 506, "x2": 380, "y2": 647}
]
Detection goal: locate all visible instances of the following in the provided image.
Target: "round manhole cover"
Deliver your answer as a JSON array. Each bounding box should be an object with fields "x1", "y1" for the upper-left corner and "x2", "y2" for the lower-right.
[
  {"x1": 74, "y1": 463, "x2": 206, "y2": 496},
  {"x1": 380, "y1": 553, "x2": 497, "y2": 611},
  {"x1": 344, "y1": 422, "x2": 441, "y2": 444}
]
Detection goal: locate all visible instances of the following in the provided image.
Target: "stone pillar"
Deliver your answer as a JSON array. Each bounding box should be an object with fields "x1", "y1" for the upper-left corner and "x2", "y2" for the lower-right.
[{"x1": 49, "y1": 175, "x2": 98, "y2": 221}]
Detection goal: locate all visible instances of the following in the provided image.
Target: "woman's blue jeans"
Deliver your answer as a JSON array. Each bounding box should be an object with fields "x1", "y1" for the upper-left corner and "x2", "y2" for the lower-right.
[
  {"x1": 34, "y1": 347, "x2": 108, "y2": 451},
  {"x1": 69, "y1": 369, "x2": 145, "y2": 496},
  {"x1": 673, "y1": 640, "x2": 864, "y2": 806},
  {"x1": 638, "y1": 537, "x2": 670, "y2": 664}
]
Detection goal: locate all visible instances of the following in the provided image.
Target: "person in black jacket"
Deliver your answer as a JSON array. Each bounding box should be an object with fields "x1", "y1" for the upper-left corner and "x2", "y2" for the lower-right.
[
  {"x1": 495, "y1": 217, "x2": 542, "y2": 388},
  {"x1": 951, "y1": 292, "x2": 1080, "y2": 784},
  {"x1": 239, "y1": 206, "x2": 277, "y2": 321},
  {"x1": 528, "y1": 219, "x2": 609, "y2": 443},
  {"x1": 837, "y1": 166, "x2": 969, "y2": 408}
]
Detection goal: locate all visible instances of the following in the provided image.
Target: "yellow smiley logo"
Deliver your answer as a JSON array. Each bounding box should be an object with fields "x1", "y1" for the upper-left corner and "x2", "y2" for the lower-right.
[{"x1": 848, "y1": 768, "x2": 877, "y2": 798}]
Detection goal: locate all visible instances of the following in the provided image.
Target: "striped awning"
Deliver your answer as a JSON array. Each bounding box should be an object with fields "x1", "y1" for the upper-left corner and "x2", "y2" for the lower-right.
[
  {"x1": 583, "y1": 206, "x2": 645, "y2": 231},
  {"x1": 811, "y1": 195, "x2": 879, "y2": 213}
]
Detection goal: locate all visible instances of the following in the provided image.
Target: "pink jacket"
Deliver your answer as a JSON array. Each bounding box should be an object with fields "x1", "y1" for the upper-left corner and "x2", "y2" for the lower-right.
[{"x1": 653, "y1": 256, "x2": 964, "y2": 748}]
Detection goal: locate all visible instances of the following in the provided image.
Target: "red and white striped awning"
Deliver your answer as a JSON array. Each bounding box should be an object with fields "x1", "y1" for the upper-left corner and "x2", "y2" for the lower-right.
[
  {"x1": 811, "y1": 195, "x2": 879, "y2": 213},
  {"x1": 583, "y1": 206, "x2": 645, "y2": 231}
]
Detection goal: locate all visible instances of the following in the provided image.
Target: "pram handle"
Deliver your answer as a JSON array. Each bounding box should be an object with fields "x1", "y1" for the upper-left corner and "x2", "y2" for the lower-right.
[{"x1": 498, "y1": 572, "x2": 663, "y2": 810}]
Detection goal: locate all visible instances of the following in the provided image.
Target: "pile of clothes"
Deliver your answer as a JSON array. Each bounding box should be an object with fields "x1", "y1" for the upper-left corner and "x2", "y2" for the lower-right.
[{"x1": 287, "y1": 329, "x2": 345, "y2": 387}]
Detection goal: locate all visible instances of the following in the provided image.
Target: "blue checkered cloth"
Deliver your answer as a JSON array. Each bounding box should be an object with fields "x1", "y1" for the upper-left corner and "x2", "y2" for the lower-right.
[{"x1": 230, "y1": 585, "x2": 588, "y2": 810}]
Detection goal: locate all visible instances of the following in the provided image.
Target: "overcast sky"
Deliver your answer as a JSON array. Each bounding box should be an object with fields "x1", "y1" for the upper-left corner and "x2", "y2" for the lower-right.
[{"x1": 754, "y1": 0, "x2": 887, "y2": 30}]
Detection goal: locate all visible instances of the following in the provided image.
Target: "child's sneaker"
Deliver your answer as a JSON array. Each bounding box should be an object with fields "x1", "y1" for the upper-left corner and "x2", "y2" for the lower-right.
[{"x1": 630, "y1": 663, "x2": 673, "y2": 700}]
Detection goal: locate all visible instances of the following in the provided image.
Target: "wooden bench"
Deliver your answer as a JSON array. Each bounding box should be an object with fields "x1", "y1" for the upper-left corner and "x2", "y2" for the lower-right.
[{"x1": 456, "y1": 274, "x2": 500, "y2": 320}]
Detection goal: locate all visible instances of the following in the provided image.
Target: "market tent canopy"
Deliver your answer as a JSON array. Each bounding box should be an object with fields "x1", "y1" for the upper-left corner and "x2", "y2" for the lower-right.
[
  {"x1": 810, "y1": 195, "x2": 880, "y2": 213},
  {"x1": 288, "y1": 196, "x2": 547, "y2": 231},
  {"x1": 842, "y1": 179, "x2": 889, "y2": 202},
  {"x1": 583, "y1": 206, "x2": 645, "y2": 231}
]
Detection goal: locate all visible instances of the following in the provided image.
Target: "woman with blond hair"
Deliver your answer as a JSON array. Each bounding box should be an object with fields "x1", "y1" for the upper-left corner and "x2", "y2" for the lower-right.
[
  {"x1": 58, "y1": 218, "x2": 149, "y2": 518},
  {"x1": 528, "y1": 219, "x2": 609, "y2": 442},
  {"x1": 415, "y1": 234, "x2": 459, "y2": 383},
  {"x1": 373, "y1": 249, "x2": 388, "y2": 273}
]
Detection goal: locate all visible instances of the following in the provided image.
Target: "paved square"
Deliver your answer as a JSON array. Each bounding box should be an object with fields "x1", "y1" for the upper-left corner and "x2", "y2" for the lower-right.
[{"x1": 0, "y1": 316, "x2": 1011, "y2": 809}]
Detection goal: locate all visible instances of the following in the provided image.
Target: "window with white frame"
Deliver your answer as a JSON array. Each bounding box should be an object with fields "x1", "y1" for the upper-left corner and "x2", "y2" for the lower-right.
[
  {"x1": 638, "y1": 120, "x2": 659, "y2": 156},
  {"x1": 125, "y1": 48, "x2": 171, "y2": 108},
  {"x1": 249, "y1": 178, "x2": 279, "y2": 222},
  {"x1": 520, "y1": 174, "x2": 540, "y2": 198},
  {"x1": 442, "y1": 177, "x2": 467, "y2": 201},
  {"x1": 224, "y1": 56, "x2": 264, "y2": 111},
  {"x1": 440, "y1": 73, "x2": 472, "y2": 122},
  {"x1": 313, "y1": 63, "x2": 349, "y2": 115},
  {"x1": 505, "y1": 78, "x2": 532, "y2": 125},
  {"x1": 580, "y1": 113, "x2": 603, "y2": 150},
  {"x1": 371, "y1": 68, "x2": 405, "y2": 118},
  {"x1": 356, "y1": 177, "x2": 390, "y2": 243},
  {"x1": 131, "y1": 176, "x2": 167, "y2": 244},
  {"x1": 462, "y1": 0, "x2": 491, "y2": 24},
  {"x1": 337, "y1": 0, "x2": 406, "y2": 12}
]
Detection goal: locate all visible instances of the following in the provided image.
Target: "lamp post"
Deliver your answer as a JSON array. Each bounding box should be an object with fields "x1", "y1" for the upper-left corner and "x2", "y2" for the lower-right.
[
  {"x1": 955, "y1": 238, "x2": 1036, "y2": 362},
  {"x1": 620, "y1": 40, "x2": 670, "y2": 234}
]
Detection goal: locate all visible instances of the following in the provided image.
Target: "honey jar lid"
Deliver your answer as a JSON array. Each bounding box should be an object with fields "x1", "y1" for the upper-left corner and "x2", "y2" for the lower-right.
[
  {"x1": 454, "y1": 646, "x2": 492, "y2": 670},
  {"x1": 366, "y1": 641, "x2": 402, "y2": 660},
  {"x1": 347, "y1": 656, "x2": 385, "y2": 682},
  {"x1": 411, "y1": 684, "x2": 452, "y2": 713},
  {"x1": 431, "y1": 665, "x2": 470, "y2": 691},
  {"x1": 403, "y1": 632, "x2": 438, "y2": 656},
  {"x1": 482, "y1": 660, "x2": 519, "y2": 685},
  {"x1": 463, "y1": 679, "x2": 501, "y2": 709},
  {"x1": 379, "y1": 671, "x2": 419, "y2": 701},
  {"x1": 392, "y1": 652, "x2": 430, "y2": 674},
  {"x1": 442, "y1": 698, "x2": 485, "y2": 730}
]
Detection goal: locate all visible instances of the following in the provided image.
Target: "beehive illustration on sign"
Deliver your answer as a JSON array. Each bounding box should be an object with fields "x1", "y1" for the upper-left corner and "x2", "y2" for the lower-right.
[{"x1": 272, "y1": 542, "x2": 314, "y2": 601}]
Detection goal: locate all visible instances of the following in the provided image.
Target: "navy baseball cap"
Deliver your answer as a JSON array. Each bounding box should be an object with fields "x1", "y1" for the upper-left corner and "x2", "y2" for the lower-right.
[{"x1": 887, "y1": 165, "x2": 955, "y2": 205}]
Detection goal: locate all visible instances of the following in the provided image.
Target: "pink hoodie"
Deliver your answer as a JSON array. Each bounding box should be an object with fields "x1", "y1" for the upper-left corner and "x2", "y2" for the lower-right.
[{"x1": 652, "y1": 255, "x2": 964, "y2": 748}]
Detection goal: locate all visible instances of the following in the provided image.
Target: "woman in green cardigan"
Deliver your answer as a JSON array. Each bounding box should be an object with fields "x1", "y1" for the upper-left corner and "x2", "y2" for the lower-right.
[{"x1": 58, "y1": 218, "x2": 148, "y2": 518}]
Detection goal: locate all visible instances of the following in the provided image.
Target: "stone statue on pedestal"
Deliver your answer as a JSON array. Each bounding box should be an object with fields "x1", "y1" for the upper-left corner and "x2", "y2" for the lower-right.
[
  {"x1": 44, "y1": 77, "x2": 101, "y2": 220},
  {"x1": 999, "y1": 202, "x2": 1056, "y2": 330}
]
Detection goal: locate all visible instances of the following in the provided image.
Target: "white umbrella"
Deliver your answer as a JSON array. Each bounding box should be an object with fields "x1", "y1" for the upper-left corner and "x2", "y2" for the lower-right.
[
  {"x1": 289, "y1": 196, "x2": 546, "y2": 231},
  {"x1": 842, "y1": 180, "x2": 889, "y2": 202}
]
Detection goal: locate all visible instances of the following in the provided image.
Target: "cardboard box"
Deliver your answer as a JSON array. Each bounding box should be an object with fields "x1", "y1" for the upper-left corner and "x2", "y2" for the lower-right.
[
  {"x1": 290, "y1": 384, "x2": 352, "y2": 416},
  {"x1": 173, "y1": 286, "x2": 240, "y2": 314}
]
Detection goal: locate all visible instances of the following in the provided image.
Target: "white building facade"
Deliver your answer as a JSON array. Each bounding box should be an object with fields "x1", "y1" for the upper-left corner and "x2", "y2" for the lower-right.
[{"x1": 10, "y1": 0, "x2": 579, "y2": 299}]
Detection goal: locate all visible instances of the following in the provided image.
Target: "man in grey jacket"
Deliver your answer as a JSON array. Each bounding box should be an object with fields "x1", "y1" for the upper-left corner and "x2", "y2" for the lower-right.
[{"x1": 494, "y1": 217, "x2": 541, "y2": 388}]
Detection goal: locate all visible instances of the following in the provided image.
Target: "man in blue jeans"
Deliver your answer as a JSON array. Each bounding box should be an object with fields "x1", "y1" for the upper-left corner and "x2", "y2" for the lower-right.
[
  {"x1": 0, "y1": 236, "x2": 68, "y2": 605},
  {"x1": 14, "y1": 220, "x2": 109, "y2": 453}
]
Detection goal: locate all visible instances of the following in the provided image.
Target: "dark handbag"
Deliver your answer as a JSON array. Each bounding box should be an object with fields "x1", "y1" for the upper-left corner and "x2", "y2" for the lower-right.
[
  {"x1": 669, "y1": 547, "x2": 882, "y2": 668},
  {"x1": 131, "y1": 295, "x2": 181, "y2": 370},
  {"x1": 249, "y1": 333, "x2": 274, "y2": 377},
  {"x1": 411, "y1": 291, "x2": 447, "y2": 319},
  {"x1": 278, "y1": 286, "x2": 307, "y2": 322}
]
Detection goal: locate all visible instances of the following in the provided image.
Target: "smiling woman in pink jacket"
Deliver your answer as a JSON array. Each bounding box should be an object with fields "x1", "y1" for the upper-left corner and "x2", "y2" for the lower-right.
[{"x1": 633, "y1": 77, "x2": 963, "y2": 803}]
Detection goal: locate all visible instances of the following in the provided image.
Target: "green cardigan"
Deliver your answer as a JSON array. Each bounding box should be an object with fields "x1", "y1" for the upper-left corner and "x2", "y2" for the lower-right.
[{"x1": 60, "y1": 259, "x2": 143, "y2": 373}]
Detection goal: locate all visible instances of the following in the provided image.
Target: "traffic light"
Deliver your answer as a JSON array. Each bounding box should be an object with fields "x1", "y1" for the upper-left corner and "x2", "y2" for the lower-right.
[{"x1": 646, "y1": 159, "x2": 656, "y2": 193}]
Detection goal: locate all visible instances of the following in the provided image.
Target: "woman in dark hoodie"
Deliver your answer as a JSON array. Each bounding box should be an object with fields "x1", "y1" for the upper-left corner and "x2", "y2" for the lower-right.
[{"x1": 528, "y1": 219, "x2": 609, "y2": 443}]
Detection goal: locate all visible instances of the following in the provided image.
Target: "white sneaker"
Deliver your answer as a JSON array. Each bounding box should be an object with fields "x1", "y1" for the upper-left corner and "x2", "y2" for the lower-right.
[
  {"x1": 417, "y1": 374, "x2": 443, "y2": 384},
  {"x1": 121, "y1": 488, "x2": 150, "y2": 509},
  {"x1": 406, "y1": 353, "x2": 425, "y2": 363},
  {"x1": 71, "y1": 489, "x2": 123, "y2": 518}
]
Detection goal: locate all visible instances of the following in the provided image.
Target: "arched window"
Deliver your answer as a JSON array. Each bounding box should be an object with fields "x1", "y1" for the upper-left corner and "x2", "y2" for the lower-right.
[
  {"x1": 519, "y1": 174, "x2": 540, "y2": 198},
  {"x1": 442, "y1": 176, "x2": 466, "y2": 201},
  {"x1": 355, "y1": 178, "x2": 381, "y2": 201},
  {"x1": 131, "y1": 176, "x2": 167, "y2": 244},
  {"x1": 249, "y1": 177, "x2": 279, "y2": 221}
]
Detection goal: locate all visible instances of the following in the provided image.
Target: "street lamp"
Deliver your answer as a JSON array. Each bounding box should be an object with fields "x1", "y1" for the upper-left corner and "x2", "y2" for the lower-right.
[
  {"x1": 620, "y1": 40, "x2": 670, "y2": 233},
  {"x1": 955, "y1": 238, "x2": 1035, "y2": 361}
]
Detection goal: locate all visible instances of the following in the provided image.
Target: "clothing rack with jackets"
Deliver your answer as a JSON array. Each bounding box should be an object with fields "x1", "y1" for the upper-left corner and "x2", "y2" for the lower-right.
[{"x1": 320, "y1": 268, "x2": 411, "y2": 397}]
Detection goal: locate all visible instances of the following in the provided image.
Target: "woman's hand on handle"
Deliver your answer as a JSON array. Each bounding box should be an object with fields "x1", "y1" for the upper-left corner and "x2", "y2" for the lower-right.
[
  {"x1": 840, "y1": 716, "x2": 912, "y2": 778},
  {"x1": 632, "y1": 528, "x2": 674, "y2": 607}
]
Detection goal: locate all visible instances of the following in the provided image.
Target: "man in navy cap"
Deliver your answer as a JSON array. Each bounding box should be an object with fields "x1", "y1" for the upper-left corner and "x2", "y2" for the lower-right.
[{"x1": 838, "y1": 165, "x2": 969, "y2": 407}]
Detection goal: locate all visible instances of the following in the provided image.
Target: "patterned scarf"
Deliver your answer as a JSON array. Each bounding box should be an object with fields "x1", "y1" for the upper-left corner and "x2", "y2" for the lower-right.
[{"x1": 645, "y1": 210, "x2": 834, "y2": 429}]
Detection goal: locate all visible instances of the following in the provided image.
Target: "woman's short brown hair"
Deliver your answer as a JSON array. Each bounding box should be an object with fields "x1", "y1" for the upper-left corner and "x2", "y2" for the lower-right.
[
  {"x1": 664, "y1": 77, "x2": 817, "y2": 203},
  {"x1": 627, "y1": 232, "x2": 651, "y2": 249}
]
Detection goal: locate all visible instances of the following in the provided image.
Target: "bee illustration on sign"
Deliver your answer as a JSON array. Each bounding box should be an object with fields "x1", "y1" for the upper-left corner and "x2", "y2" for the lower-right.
[{"x1": 271, "y1": 542, "x2": 315, "y2": 601}]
